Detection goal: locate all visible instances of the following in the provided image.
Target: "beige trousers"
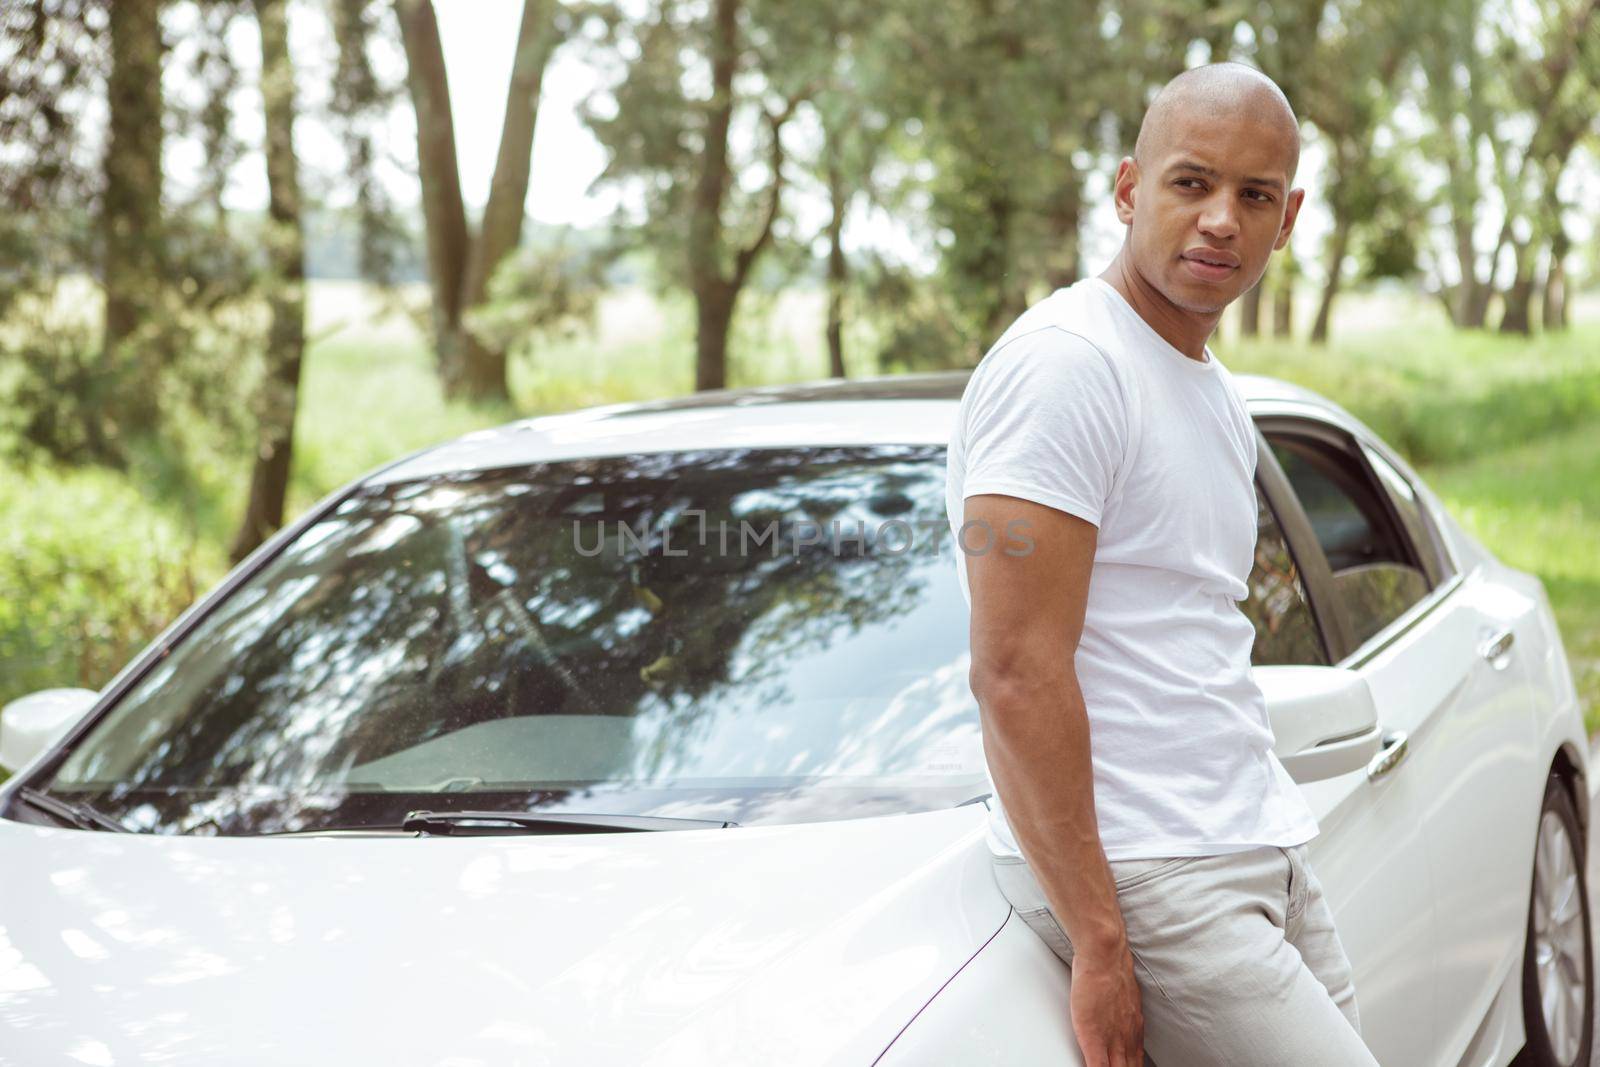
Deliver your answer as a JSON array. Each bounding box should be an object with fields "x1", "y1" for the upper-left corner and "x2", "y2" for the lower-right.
[{"x1": 991, "y1": 843, "x2": 1382, "y2": 1066}]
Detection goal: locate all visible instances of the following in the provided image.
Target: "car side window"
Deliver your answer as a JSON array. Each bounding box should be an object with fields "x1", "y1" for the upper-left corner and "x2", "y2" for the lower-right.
[
  {"x1": 1360, "y1": 443, "x2": 1453, "y2": 584},
  {"x1": 1268, "y1": 433, "x2": 1432, "y2": 649},
  {"x1": 1244, "y1": 484, "x2": 1328, "y2": 666}
]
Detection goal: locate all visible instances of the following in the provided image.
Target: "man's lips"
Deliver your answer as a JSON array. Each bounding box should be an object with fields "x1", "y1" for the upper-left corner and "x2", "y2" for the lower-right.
[
  {"x1": 1181, "y1": 248, "x2": 1240, "y2": 281},
  {"x1": 1181, "y1": 248, "x2": 1240, "y2": 269}
]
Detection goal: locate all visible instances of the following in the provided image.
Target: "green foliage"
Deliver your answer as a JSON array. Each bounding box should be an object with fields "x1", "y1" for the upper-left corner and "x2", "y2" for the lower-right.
[
  {"x1": 862, "y1": 263, "x2": 974, "y2": 372},
  {"x1": 0, "y1": 465, "x2": 224, "y2": 711},
  {"x1": 1424, "y1": 421, "x2": 1600, "y2": 734},
  {"x1": 0, "y1": 316, "x2": 123, "y2": 464},
  {"x1": 1360, "y1": 222, "x2": 1422, "y2": 282},
  {"x1": 468, "y1": 240, "x2": 609, "y2": 361},
  {"x1": 875, "y1": 0, "x2": 1116, "y2": 339},
  {"x1": 0, "y1": 276, "x2": 262, "y2": 481},
  {"x1": 1221, "y1": 320, "x2": 1600, "y2": 467}
]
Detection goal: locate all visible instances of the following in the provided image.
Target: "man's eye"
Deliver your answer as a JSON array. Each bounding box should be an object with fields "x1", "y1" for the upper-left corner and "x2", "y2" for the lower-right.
[
  {"x1": 1175, "y1": 178, "x2": 1202, "y2": 189},
  {"x1": 1245, "y1": 190, "x2": 1274, "y2": 203}
]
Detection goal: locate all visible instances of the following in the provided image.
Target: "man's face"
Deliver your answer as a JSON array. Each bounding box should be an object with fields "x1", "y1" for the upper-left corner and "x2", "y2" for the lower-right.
[{"x1": 1113, "y1": 105, "x2": 1303, "y2": 315}]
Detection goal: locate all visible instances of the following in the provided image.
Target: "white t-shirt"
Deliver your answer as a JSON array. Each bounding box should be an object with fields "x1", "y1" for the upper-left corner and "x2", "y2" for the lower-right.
[{"x1": 945, "y1": 276, "x2": 1319, "y2": 861}]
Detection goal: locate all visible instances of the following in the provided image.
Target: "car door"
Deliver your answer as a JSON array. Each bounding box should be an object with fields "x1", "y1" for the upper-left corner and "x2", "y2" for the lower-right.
[
  {"x1": 1348, "y1": 437, "x2": 1541, "y2": 1062},
  {"x1": 1250, "y1": 417, "x2": 1442, "y2": 1066}
]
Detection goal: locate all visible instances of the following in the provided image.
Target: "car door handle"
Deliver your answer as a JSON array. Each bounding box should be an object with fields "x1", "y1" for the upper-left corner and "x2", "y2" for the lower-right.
[
  {"x1": 1479, "y1": 627, "x2": 1515, "y2": 666},
  {"x1": 1366, "y1": 729, "x2": 1409, "y2": 782}
]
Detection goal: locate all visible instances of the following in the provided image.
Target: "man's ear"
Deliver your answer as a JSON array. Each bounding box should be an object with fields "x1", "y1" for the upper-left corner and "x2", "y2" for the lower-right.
[
  {"x1": 1274, "y1": 187, "x2": 1306, "y2": 251},
  {"x1": 1112, "y1": 157, "x2": 1138, "y2": 225}
]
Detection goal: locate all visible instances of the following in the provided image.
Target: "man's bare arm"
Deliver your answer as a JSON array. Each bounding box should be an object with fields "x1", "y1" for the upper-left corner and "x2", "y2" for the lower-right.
[{"x1": 963, "y1": 493, "x2": 1143, "y2": 1066}]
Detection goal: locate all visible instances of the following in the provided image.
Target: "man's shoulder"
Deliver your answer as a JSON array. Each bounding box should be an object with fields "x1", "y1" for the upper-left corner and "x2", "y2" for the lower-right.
[
  {"x1": 984, "y1": 282, "x2": 1125, "y2": 367},
  {"x1": 974, "y1": 316, "x2": 1127, "y2": 413}
]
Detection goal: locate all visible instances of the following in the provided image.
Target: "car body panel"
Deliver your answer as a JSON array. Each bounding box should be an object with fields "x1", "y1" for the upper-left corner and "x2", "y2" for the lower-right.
[
  {"x1": 364, "y1": 373, "x2": 1324, "y2": 485},
  {"x1": 1293, "y1": 698, "x2": 1440, "y2": 1062},
  {"x1": 1406, "y1": 564, "x2": 1545, "y2": 1063},
  {"x1": 874, "y1": 912, "x2": 1083, "y2": 1065},
  {"x1": 0, "y1": 807, "x2": 1007, "y2": 1066}
]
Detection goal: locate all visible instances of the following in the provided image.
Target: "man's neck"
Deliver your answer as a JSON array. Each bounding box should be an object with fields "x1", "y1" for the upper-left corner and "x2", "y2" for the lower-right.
[{"x1": 1099, "y1": 253, "x2": 1219, "y2": 362}]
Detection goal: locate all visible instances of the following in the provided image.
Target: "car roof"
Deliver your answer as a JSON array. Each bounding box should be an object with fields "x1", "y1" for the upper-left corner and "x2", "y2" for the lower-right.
[{"x1": 370, "y1": 370, "x2": 1338, "y2": 485}]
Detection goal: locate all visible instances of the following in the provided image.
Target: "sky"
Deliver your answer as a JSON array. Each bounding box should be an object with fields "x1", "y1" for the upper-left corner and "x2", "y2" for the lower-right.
[{"x1": 434, "y1": 0, "x2": 617, "y2": 227}]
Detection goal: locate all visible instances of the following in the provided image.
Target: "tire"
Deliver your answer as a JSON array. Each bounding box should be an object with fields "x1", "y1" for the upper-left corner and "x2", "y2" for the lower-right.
[{"x1": 1517, "y1": 774, "x2": 1594, "y2": 1067}]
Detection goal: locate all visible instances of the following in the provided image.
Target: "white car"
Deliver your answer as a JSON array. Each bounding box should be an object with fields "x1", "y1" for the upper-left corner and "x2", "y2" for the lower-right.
[{"x1": 0, "y1": 372, "x2": 1590, "y2": 1067}]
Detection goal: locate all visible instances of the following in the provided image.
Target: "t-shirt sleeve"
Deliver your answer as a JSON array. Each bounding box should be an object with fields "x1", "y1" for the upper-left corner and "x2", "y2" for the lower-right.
[{"x1": 959, "y1": 327, "x2": 1129, "y2": 528}]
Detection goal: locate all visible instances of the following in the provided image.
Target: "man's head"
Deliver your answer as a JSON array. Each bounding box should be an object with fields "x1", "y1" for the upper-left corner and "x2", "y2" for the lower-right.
[{"x1": 1113, "y1": 63, "x2": 1304, "y2": 316}]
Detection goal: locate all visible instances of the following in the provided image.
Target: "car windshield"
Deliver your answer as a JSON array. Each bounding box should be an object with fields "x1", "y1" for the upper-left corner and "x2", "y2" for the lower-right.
[{"x1": 27, "y1": 444, "x2": 985, "y2": 835}]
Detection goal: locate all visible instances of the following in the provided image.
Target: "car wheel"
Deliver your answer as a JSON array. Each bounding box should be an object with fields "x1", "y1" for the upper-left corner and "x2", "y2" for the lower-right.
[{"x1": 1518, "y1": 774, "x2": 1594, "y2": 1067}]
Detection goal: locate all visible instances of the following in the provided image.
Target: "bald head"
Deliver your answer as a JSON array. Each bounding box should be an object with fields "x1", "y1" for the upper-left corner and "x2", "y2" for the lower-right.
[{"x1": 1134, "y1": 63, "x2": 1300, "y2": 181}]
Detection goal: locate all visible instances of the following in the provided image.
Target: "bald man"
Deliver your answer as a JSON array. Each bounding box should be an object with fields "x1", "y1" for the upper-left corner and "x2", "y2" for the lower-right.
[{"x1": 945, "y1": 64, "x2": 1379, "y2": 1065}]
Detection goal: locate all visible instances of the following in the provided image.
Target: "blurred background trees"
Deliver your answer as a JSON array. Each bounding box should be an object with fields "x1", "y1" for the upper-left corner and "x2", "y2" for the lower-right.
[{"x1": 3, "y1": 0, "x2": 1600, "y2": 723}]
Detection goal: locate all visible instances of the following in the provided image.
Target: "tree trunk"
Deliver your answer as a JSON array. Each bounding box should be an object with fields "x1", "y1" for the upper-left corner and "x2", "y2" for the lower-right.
[
  {"x1": 1463, "y1": 214, "x2": 1512, "y2": 329},
  {"x1": 1310, "y1": 219, "x2": 1350, "y2": 345},
  {"x1": 1272, "y1": 247, "x2": 1296, "y2": 338},
  {"x1": 102, "y1": 0, "x2": 165, "y2": 435},
  {"x1": 682, "y1": 0, "x2": 790, "y2": 391},
  {"x1": 1543, "y1": 228, "x2": 1569, "y2": 331},
  {"x1": 1044, "y1": 175, "x2": 1081, "y2": 291},
  {"x1": 824, "y1": 152, "x2": 847, "y2": 379},
  {"x1": 1497, "y1": 239, "x2": 1535, "y2": 335},
  {"x1": 451, "y1": 0, "x2": 559, "y2": 401},
  {"x1": 981, "y1": 186, "x2": 1026, "y2": 340},
  {"x1": 1462, "y1": 276, "x2": 1494, "y2": 329},
  {"x1": 396, "y1": 0, "x2": 472, "y2": 392},
  {"x1": 1448, "y1": 217, "x2": 1479, "y2": 327},
  {"x1": 231, "y1": 0, "x2": 307, "y2": 563},
  {"x1": 1239, "y1": 277, "x2": 1263, "y2": 337},
  {"x1": 686, "y1": 0, "x2": 740, "y2": 391},
  {"x1": 695, "y1": 282, "x2": 736, "y2": 392}
]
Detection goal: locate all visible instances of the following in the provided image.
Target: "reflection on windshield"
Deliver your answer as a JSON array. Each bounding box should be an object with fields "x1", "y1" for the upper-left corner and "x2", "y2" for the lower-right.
[{"x1": 32, "y1": 446, "x2": 983, "y2": 834}]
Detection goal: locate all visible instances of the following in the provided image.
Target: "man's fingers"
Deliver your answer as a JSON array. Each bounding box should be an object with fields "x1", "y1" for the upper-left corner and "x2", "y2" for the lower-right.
[{"x1": 1073, "y1": 1028, "x2": 1111, "y2": 1067}]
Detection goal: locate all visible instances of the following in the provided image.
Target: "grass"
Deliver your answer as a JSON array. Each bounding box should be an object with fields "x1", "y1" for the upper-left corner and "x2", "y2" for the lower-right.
[
  {"x1": 2, "y1": 281, "x2": 1598, "y2": 764},
  {"x1": 1420, "y1": 423, "x2": 1600, "y2": 734},
  {"x1": 285, "y1": 283, "x2": 873, "y2": 515}
]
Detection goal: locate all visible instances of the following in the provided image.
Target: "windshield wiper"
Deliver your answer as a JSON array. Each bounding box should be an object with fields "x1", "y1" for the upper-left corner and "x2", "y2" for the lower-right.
[
  {"x1": 398, "y1": 809, "x2": 737, "y2": 836},
  {"x1": 12, "y1": 787, "x2": 132, "y2": 833}
]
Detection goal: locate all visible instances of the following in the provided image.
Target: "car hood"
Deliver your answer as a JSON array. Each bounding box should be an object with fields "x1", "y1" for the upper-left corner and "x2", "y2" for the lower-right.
[{"x1": 0, "y1": 805, "x2": 1005, "y2": 1066}]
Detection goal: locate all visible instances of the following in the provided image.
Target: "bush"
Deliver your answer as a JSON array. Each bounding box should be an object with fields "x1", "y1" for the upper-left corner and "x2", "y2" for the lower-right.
[{"x1": 0, "y1": 464, "x2": 224, "y2": 710}]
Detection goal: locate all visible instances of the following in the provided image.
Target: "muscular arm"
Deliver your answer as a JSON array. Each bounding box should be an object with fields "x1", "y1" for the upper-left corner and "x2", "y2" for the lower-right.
[{"x1": 964, "y1": 492, "x2": 1142, "y2": 1065}]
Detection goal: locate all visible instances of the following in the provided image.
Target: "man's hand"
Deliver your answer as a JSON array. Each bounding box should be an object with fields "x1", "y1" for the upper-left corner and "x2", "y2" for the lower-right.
[
  {"x1": 962, "y1": 492, "x2": 1144, "y2": 1065},
  {"x1": 1069, "y1": 943, "x2": 1146, "y2": 1067}
]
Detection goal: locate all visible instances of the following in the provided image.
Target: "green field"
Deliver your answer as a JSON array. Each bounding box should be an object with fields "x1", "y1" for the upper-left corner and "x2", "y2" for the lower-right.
[
  {"x1": 3, "y1": 282, "x2": 1598, "y2": 757},
  {"x1": 1423, "y1": 424, "x2": 1600, "y2": 728}
]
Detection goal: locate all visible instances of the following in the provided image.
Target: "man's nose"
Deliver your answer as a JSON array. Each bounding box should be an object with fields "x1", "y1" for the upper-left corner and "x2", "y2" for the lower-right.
[{"x1": 1198, "y1": 194, "x2": 1240, "y2": 240}]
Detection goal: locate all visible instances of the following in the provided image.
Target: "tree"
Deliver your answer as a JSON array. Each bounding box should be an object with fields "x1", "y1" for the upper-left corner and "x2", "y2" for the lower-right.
[
  {"x1": 583, "y1": 0, "x2": 815, "y2": 391},
  {"x1": 395, "y1": 0, "x2": 564, "y2": 401},
  {"x1": 784, "y1": 3, "x2": 898, "y2": 380},
  {"x1": 1491, "y1": 0, "x2": 1598, "y2": 333},
  {"x1": 875, "y1": 0, "x2": 1137, "y2": 353},
  {"x1": 1416, "y1": 0, "x2": 1499, "y2": 327},
  {"x1": 102, "y1": 0, "x2": 166, "y2": 433},
  {"x1": 1296, "y1": 0, "x2": 1420, "y2": 344},
  {"x1": 330, "y1": 0, "x2": 407, "y2": 288},
  {"x1": 1246, "y1": 0, "x2": 1328, "y2": 341},
  {"x1": 230, "y1": 0, "x2": 307, "y2": 562}
]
